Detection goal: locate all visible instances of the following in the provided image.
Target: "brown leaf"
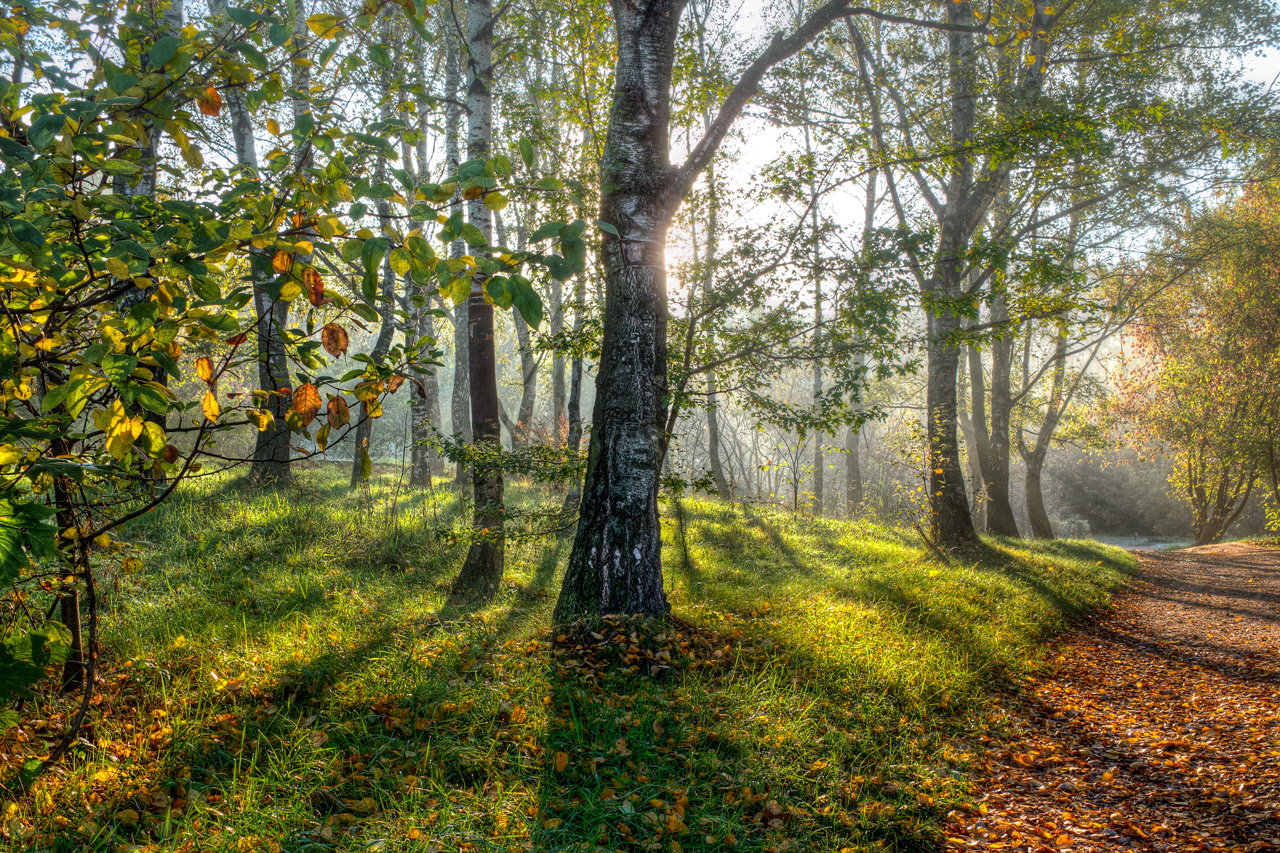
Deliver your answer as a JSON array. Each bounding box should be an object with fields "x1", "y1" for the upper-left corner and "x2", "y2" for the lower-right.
[
  {"x1": 321, "y1": 323, "x2": 348, "y2": 357},
  {"x1": 303, "y1": 266, "x2": 324, "y2": 306},
  {"x1": 326, "y1": 396, "x2": 349, "y2": 428},
  {"x1": 197, "y1": 86, "x2": 222, "y2": 117},
  {"x1": 385, "y1": 374, "x2": 405, "y2": 393},
  {"x1": 292, "y1": 383, "x2": 321, "y2": 427}
]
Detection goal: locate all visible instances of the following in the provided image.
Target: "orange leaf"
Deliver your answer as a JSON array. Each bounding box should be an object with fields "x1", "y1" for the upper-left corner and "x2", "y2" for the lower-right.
[
  {"x1": 292, "y1": 383, "x2": 321, "y2": 427},
  {"x1": 196, "y1": 356, "x2": 213, "y2": 383},
  {"x1": 272, "y1": 249, "x2": 293, "y2": 275},
  {"x1": 321, "y1": 323, "x2": 349, "y2": 357},
  {"x1": 385, "y1": 374, "x2": 405, "y2": 393},
  {"x1": 326, "y1": 395, "x2": 350, "y2": 428},
  {"x1": 197, "y1": 86, "x2": 222, "y2": 117},
  {"x1": 303, "y1": 266, "x2": 324, "y2": 306}
]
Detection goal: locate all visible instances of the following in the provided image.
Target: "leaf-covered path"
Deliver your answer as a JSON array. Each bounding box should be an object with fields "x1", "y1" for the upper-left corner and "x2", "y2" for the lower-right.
[{"x1": 947, "y1": 543, "x2": 1280, "y2": 852}]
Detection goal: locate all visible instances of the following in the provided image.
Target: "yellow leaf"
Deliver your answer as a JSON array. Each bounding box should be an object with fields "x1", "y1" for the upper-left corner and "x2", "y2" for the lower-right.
[
  {"x1": 553, "y1": 751, "x2": 568, "y2": 773},
  {"x1": 305, "y1": 12, "x2": 341, "y2": 37},
  {"x1": 266, "y1": 118, "x2": 281, "y2": 136},
  {"x1": 202, "y1": 390, "x2": 220, "y2": 422},
  {"x1": 196, "y1": 355, "x2": 213, "y2": 383},
  {"x1": 248, "y1": 409, "x2": 273, "y2": 432}
]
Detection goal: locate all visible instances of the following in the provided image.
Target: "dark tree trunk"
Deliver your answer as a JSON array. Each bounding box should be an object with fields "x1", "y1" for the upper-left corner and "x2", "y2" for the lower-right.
[
  {"x1": 555, "y1": 0, "x2": 687, "y2": 621},
  {"x1": 926, "y1": 259, "x2": 980, "y2": 549},
  {"x1": 455, "y1": 0, "x2": 504, "y2": 594},
  {"x1": 443, "y1": 23, "x2": 471, "y2": 483}
]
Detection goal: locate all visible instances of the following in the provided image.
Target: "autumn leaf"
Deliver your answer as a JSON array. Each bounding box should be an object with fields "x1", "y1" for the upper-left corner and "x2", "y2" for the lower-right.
[
  {"x1": 196, "y1": 356, "x2": 213, "y2": 383},
  {"x1": 553, "y1": 751, "x2": 568, "y2": 773},
  {"x1": 292, "y1": 383, "x2": 322, "y2": 427},
  {"x1": 321, "y1": 323, "x2": 348, "y2": 357},
  {"x1": 272, "y1": 249, "x2": 293, "y2": 275},
  {"x1": 326, "y1": 396, "x2": 349, "y2": 428},
  {"x1": 201, "y1": 390, "x2": 220, "y2": 422},
  {"x1": 303, "y1": 266, "x2": 324, "y2": 306},
  {"x1": 386, "y1": 374, "x2": 405, "y2": 393},
  {"x1": 196, "y1": 86, "x2": 222, "y2": 117},
  {"x1": 248, "y1": 409, "x2": 273, "y2": 432}
]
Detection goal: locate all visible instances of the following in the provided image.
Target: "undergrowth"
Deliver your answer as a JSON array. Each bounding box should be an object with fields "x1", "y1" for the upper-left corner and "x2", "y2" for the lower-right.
[{"x1": 0, "y1": 464, "x2": 1135, "y2": 852}]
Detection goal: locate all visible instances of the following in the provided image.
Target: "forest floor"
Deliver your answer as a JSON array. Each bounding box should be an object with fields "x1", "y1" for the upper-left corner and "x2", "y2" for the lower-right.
[
  {"x1": 0, "y1": 467, "x2": 1138, "y2": 852},
  {"x1": 946, "y1": 543, "x2": 1280, "y2": 853}
]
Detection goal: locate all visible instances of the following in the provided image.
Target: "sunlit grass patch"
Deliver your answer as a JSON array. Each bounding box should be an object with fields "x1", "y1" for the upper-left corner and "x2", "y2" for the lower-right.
[{"x1": 1, "y1": 468, "x2": 1133, "y2": 852}]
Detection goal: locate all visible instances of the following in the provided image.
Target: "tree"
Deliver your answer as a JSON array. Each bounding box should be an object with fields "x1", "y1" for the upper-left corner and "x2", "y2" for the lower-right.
[
  {"x1": 1117, "y1": 178, "x2": 1280, "y2": 544},
  {"x1": 454, "y1": 0, "x2": 505, "y2": 594},
  {"x1": 554, "y1": 0, "x2": 963, "y2": 619}
]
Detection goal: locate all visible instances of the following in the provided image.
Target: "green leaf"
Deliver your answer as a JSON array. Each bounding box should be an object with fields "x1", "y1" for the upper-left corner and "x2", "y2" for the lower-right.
[
  {"x1": 562, "y1": 238, "x2": 586, "y2": 274},
  {"x1": 148, "y1": 36, "x2": 182, "y2": 70},
  {"x1": 230, "y1": 41, "x2": 269, "y2": 71},
  {"x1": 136, "y1": 385, "x2": 170, "y2": 416},
  {"x1": 519, "y1": 138, "x2": 534, "y2": 169},
  {"x1": 7, "y1": 220, "x2": 45, "y2": 249},
  {"x1": 511, "y1": 275, "x2": 543, "y2": 328},
  {"x1": 369, "y1": 44, "x2": 391, "y2": 67},
  {"x1": 595, "y1": 220, "x2": 619, "y2": 236},
  {"x1": 100, "y1": 353, "x2": 138, "y2": 387},
  {"x1": 529, "y1": 221, "x2": 566, "y2": 243},
  {"x1": 0, "y1": 498, "x2": 58, "y2": 587},
  {"x1": 200, "y1": 313, "x2": 240, "y2": 333},
  {"x1": 461, "y1": 223, "x2": 487, "y2": 247},
  {"x1": 27, "y1": 113, "x2": 65, "y2": 151}
]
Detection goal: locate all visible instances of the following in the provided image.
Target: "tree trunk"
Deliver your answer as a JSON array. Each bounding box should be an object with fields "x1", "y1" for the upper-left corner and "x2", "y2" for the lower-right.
[
  {"x1": 803, "y1": 114, "x2": 824, "y2": 516},
  {"x1": 455, "y1": 0, "x2": 504, "y2": 594},
  {"x1": 555, "y1": 0, "x2": 687, "y2": 621},
  {"x1": 407, "y1": 286, "x2": 443, "y2": 486},
  {"x1": 1024, "y1": 456, "x2": 1053, "y2": 539},
  {"x1": 512, "y1": 307, "x2": 537, "y2": 451},
  {"x1": 443, "y1": 21, "x2": 471, "y2": 483},
  {"x1": 926, "y1": 259, "x2": 980, "y2": 549},
  {"x1": 556, "y1": 0, "x2": 852, "y2": 618},
  {"x1": 407, "y1": 37, "x2": 443, "y2": 486},
  {"x1": 707, "y1": 370, "x2": 731, "y2": 498},
  {"x1": 350, "y1": 28, "x2": 399, "y2": 488},
  {"x1": 207, "y1": 0, "x2": 292, "y2": 484},
  {"x1": 551, "y1": 275, "x2": 566, "y2": 441}
]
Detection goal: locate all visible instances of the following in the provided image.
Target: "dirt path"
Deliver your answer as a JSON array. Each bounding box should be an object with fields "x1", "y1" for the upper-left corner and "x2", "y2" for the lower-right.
[{"x1": 946, "y1": 543, "x2": 1280, "y2": 852}]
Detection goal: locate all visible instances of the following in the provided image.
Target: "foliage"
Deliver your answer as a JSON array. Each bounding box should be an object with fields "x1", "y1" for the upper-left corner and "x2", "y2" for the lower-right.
[
  {"x1": 1114, "y1": 175, "x2": 1280, "y2": 543},
  {"x1": 0, "y1": 0, "x2": 584, "y2": 744}
]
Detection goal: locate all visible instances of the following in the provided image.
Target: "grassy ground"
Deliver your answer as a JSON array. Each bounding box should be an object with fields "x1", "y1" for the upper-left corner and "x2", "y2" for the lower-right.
[{"x1": 1, "y1": 465, "x2": 1135, "y2": 852}]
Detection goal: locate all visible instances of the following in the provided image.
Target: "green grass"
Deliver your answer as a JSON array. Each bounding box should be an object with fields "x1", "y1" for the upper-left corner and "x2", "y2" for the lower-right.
[{"x1": 1, "y1": 465, "x2": 1135, "y2": 852}]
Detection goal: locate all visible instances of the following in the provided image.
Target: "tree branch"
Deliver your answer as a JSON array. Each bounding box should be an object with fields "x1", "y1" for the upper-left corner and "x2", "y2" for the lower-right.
[{"x1": 671, "y1": 2, "x2": 983, "y2": 201}]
